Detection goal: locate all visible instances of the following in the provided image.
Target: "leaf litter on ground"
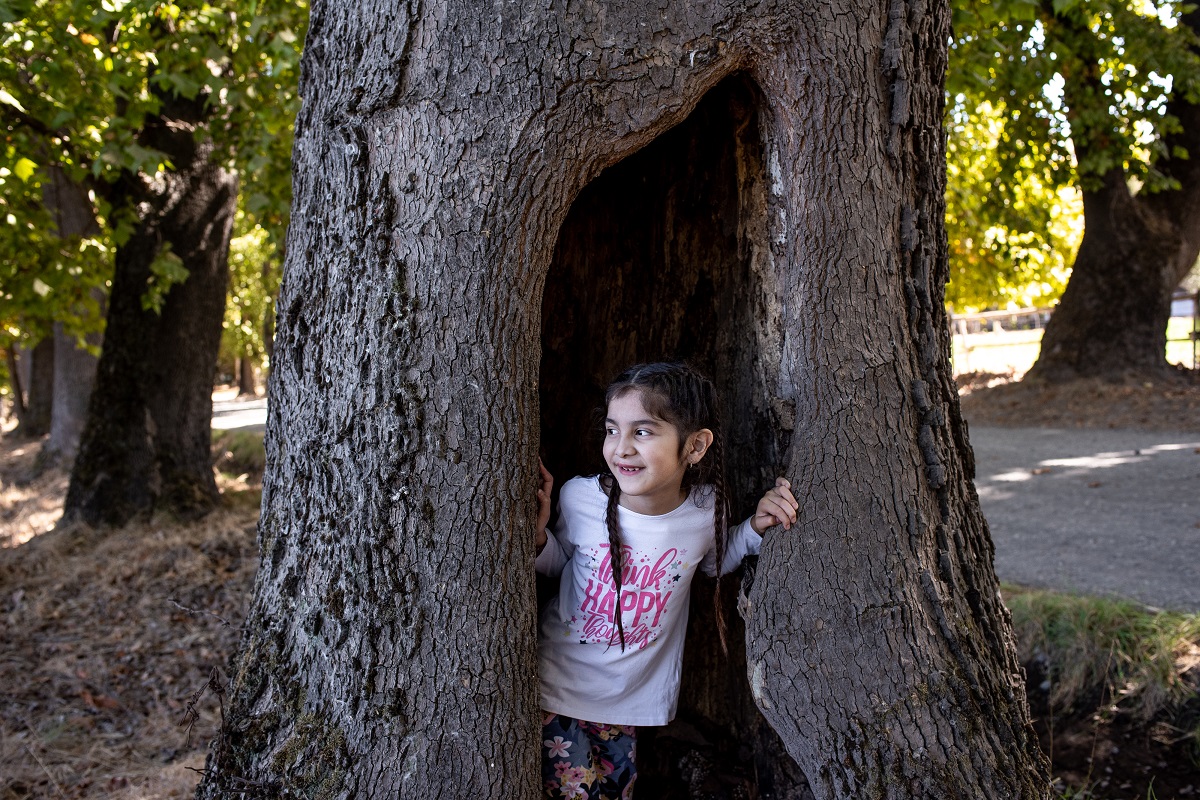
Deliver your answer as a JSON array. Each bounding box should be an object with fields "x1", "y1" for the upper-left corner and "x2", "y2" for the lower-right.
[{"x1": 1, "y1": 498, "x2": 258, "y2": 799}]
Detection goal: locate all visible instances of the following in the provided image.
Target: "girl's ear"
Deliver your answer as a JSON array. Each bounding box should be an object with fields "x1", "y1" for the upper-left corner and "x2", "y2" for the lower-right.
[{"x1": 687, "y1": 428, "x2": 715, "y2": 464}]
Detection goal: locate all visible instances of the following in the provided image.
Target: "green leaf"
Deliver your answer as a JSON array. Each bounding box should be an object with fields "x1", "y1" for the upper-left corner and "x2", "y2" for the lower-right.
[
  {"x1": 13, "y1": 158, "x2": 37, "y2": 182},
  {"x1": 246, "y1": 192, "x2": 271, "y2": 215},
  {"x1": 141, "y1": 245, "x2": 189, "y2": 314},
  {"x1": 50, "y1": 109, "x2": 75, "y2": 129}
]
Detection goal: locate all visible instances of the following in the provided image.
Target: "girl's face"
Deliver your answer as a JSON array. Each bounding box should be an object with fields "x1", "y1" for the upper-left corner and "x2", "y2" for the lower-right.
[{"x1": 602, "y1": 390, "x2": 712, "y2": 516}]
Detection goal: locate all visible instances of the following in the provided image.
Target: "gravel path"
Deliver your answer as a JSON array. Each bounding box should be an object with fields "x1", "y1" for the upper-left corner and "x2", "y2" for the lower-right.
[
  {"x1": 212, "y1": 396, "x2": 267, "y2": 432},
  {"x1": 970, "y1": 426, "x2": 1200, "y2": 612}
]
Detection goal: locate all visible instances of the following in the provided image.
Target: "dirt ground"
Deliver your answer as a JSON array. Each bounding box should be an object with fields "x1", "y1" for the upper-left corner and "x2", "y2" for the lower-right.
[
  {"x1": 958, "y1": 370, "x2": 1200, "y2": 433},
  {"x1": 1, "y1": 375, "x2": 1198, "y2": 799}
]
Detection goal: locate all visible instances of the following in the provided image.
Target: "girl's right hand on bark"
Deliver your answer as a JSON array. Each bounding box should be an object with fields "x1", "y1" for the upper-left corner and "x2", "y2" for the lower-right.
[
  {"x1": 752, "y1": 477, "x2": 799, "y2": 534},
  {"x1": 536, "y1": 459, "x2": 553, "y2": 550}
]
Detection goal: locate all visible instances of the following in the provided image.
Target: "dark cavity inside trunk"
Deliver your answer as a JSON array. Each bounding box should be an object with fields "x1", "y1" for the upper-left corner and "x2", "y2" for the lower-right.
[{"x1": 539, "y1": 75, "x2": 810, "y2": 799}]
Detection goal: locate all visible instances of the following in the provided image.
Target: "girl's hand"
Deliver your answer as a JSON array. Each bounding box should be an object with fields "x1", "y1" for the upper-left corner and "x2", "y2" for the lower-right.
[
  {"x1": 752, "y1": 477, "x2": 798, "y2": 534},
  {"x1": 536, "y1": 459, "x2": 553, "y2": 550}
]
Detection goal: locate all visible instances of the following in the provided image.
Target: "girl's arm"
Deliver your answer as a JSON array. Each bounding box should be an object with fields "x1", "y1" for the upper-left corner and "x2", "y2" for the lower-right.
[
  {"x1": 533, "y1": 460, "x2": 569, "y2": 575},
  {"x1": 751, "y1": 477, "x2": 798, "y2": 534},
  {"x1": 708, "y1": 477, "x2": 799, "y2": 576}
]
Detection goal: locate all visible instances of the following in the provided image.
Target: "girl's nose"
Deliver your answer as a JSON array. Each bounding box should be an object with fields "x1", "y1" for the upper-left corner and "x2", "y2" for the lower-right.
[{"x1": 616, "y1": 434, "x2": 635, "y2": 456}]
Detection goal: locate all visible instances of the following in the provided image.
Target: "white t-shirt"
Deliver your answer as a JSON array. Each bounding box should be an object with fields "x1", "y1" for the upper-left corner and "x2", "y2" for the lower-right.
[{"x1": 534, "y1": 476, "x2": 761, "y2": 726}]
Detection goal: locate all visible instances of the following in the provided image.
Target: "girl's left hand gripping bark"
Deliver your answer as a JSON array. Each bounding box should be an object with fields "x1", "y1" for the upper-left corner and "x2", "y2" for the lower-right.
[
  {"x1": 752, "y1": 477, "x2": 799, "y2": 534},
  {"x1": 536, "y1": 459, "x2": 554, "y2": 551}
]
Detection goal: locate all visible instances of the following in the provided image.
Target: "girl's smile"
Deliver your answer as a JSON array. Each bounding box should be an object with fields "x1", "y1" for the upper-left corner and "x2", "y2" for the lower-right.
[{"x1": 602, "y1": 391, "x2": 710, "y2": 516}]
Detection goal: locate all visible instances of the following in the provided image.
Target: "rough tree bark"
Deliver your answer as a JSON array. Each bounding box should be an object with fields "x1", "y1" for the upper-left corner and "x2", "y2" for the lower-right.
[
  {"x1": 64, "y1": 94, "x2": 236, "y2": 525},
  {"x1": 198, "y1": 2, "x2": 1050, "y2": 799},
  {"x1": 1028, "y1": 10, "x2": 1200, "y2": 381}
]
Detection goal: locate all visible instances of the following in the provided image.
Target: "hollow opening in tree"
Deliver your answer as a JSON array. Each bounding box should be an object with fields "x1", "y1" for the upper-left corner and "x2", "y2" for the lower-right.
[
  {"x1": 539, "y1": 74, "x2": 803, "y2": 794},
  {"x1": 540, "y1": 74, "x2": 784, "y2": 509}
]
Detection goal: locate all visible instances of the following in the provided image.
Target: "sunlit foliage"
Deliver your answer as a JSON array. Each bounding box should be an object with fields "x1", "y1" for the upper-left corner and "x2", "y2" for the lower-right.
[
  {"x1": 0, "y1": 0, "x2": 303, "y2": 373},
  {"x1": 220, "y1": 214, "x2": 280, "y2": 380},
  {"x1": 945, "y1": 0, "x2": 1200, "y2": 311}
]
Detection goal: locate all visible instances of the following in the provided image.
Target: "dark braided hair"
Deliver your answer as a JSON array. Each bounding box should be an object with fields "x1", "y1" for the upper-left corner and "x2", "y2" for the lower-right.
[{"x1": 599, "y1": 362, "x2": 732, "y2": 652}]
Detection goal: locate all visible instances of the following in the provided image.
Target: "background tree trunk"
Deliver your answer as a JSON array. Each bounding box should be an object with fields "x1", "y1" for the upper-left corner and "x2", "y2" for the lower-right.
[
  {"x1": 237, "y1": 356, "x2": 257, "y2": 397},
  {"x1": 4, "y1": 345, "x2": 26, "y2": 423},
  {"x1": 1029, "y1": 11, "x2": 1200, "y2": 381},
  {"x1": 47, "y1": 322, "x2": 101, "y2": 463},
  {"x1": 17, "y1": 337, "x2": 53, "y2": 437},
  {"x1": 199, "y1": 2, "x2": 1051, "y2": 798},
  {"x1": 65, "y1": 96, "x2": 236, "y2": 526},
  {"x1": 43, "y1": 165, "x2": 103, "y2": 464}
]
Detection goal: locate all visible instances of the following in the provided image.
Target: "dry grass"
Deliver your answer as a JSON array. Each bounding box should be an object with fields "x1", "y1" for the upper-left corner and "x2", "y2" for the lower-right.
[
  {"x1": 0, "y1": 416, "x2": 263, "y2": 800},
  {"x1": 0, "y1": 502, "x2": 258, "y2": 799},
  {"x1": 1004, "y1": 585, "x2": 1200, "y2": 726}
]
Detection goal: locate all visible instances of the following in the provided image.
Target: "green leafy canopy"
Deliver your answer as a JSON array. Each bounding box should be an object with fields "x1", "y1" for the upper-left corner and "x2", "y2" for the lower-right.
[
  {"x1": 0, "y1": 0, "x2": 305, "y2": 352},
  {"x1": 946, "y1": 0, "x2": 1200, "y2": 310}
]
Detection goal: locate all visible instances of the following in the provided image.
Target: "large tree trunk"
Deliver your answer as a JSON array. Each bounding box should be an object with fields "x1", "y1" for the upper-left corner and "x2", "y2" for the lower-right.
[
  {"x1": 43, "y1": 165, "x2": 103, "y2": 463},
  {"x1": 64, "y1": 96, "x2": 236, "y2": 526},
  {"x1": 262, "y1": 251, "x2": 278, "y2": 365},
  {"x1": 1029, "y1": 11, "x2": 1200, "y2": 381},
  {"x1": 198, "y1": 2, "x2": 1050, "y2": 798}
]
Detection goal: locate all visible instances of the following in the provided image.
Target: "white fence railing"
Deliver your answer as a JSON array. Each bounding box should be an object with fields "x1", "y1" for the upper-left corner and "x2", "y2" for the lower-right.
[{"x1": 949, "y1": 290, "x2": 1199, "y2": 377}]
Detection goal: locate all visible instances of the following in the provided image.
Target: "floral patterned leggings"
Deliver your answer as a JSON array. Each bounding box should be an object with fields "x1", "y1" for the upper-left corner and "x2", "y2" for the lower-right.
[{"x1": 540, "y1": 712, "x2": 637, "y2": 799}]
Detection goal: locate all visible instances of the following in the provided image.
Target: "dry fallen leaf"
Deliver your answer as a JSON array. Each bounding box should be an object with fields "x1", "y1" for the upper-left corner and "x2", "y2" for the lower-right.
[{"x1": 79, "y1": 689, "x2": 120, "y2": 710}]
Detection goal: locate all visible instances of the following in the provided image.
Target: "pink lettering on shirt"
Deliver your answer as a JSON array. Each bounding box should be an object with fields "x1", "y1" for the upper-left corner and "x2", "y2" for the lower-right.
[{"x1": 575, "y1": 545, "x2": 688, "y2": 651}]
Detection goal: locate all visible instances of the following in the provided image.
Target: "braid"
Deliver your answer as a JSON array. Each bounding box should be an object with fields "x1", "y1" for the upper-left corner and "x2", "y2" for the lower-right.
[
  {"x1": 707, "y1": 431, "x2": 731, "y2": 654},
  {"x1": 688, "y1": 377, "x2": 731, "y2": 654},
  {"x1": 602, "y1": 476, "x2": 628, "y2": 651}
]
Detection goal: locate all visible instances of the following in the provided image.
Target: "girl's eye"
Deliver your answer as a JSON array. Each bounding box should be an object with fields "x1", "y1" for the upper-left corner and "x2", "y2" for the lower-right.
[
  {"x1": 635, "y1": 429, "x2": 651, "y2": 437},
  {"x1": 605, "y1": 427, "x2": 618, "y2": 436}
]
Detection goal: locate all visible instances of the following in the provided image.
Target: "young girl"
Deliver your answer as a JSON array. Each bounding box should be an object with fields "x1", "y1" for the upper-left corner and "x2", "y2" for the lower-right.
[{"x1": 533, "y1": 362, "x2": 798, "y2": 799}]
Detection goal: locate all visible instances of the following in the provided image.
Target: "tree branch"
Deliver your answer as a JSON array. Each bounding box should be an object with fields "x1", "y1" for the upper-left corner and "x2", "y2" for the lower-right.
[{"x1": 0, "y1": 101, "x2": 55, "y2": 139}]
